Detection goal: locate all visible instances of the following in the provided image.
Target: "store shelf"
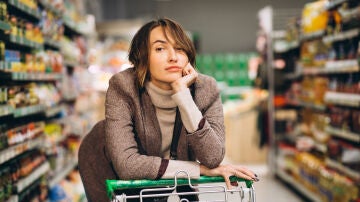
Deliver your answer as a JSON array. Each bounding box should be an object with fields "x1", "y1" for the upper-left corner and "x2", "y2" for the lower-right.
[
  {"x1": 324, "y1": 91, "x2": 360, "y2": 107},
  {"x1": 45, "y1": 134, "x2": 67, "y2": 148},
  {"x1": 274, "y1": 40, "x2": 299, "y2": 53},
  {"x1": 7, "y1": 0, "x2": 41, "y2": 20},
  {"x1": 0, "y1": 70, "x2": 63, "y2": 81},
  {"x1": 0, "y1": 61, "x2": 12, "y2": 71},
  {"x1": 0, "y1": 136, "x2": 43, "y2": 164},
  {"x1": 260, "y1": 4, "x2": 360, "y2": 202},
  {"x1": 38, "y1": 0, "x2": 63, "y2": 16},
  {"x1": 287, "y1": 101, "x2": 326, "y2": 111},
  {"x1": 301, "y1": 59, "x2": 359, "y2": 75},
  {"x1": 314, "y1": 142, "x2": 327, "y2": 153},
  {"x1": 325, "y1": 126, "x2": 360, "y2": 143},
  {"x1": 0, "y1": 20, "x2": 11, "y2": 31},
  {"x1": 1, "y1": 1, "x2": 91, "y2": 201},
  {"x1": 300, "y1": 30, "x2": 325, "y2": 42},
  {"x1": 341, "y1": 6, "x2": 360, "y2": 23},
  {"x1": 325, "y1": 158, "x2": 360, "y2": 180},
  {"x1": 44, "y1": 38, "x2": 61, "y2": 50},
  {"x1": 63, "y1": 16, "x2": 86, "y2": 36},
  {"x1": 14, "y1": 161, "x2": 50, "y2": 193},
  {"x1": 325, "y1": 59, "x2": 359, "y2": 70},
  {"x1": 276, "y1": 169, "x2": 322, "y2": 202},
  {"x1": 13, "y1": 104, "x2": 46, "y2": 118},
  {"x1": 323, "y1": 28, "x2": 360, "y2": 44},
  {"x1": 48, "y1": 160, "x2": 77, "y2": 188},
  {"x1": 9, "y1": 34, "x2": 44, "y2": 49},
  {"x1": 325, "y1": 0, "x2": 347, "y2": 10},
  {"x1": 0, "y1": 71, "x2": 62, "y2": 81},
  {"x1": 300, "y1": 102, "x2": 326, "y2": 111},
  {"x1": 45, "y1": 104, "x2": 65, "y2": 117},
  {"x1": 0, "y1": 104, "x2": 13, "y2": 117},
  {"x1": 1, "y1": 103, "x2": 63, "y2": 118}
]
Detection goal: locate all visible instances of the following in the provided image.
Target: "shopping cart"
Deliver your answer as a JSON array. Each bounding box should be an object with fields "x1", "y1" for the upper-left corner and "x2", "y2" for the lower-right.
[{"x1": 106, "y1": 171, "x2": 256, "y2": 202}]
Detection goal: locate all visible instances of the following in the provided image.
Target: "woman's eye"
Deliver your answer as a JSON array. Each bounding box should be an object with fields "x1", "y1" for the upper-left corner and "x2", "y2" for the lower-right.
[
  {"x1": 155, "y1": 47, "x2": 164, "y2": 52},
  {"x1": 175, "y1": 47, "x2": 184, "y2": 51}
]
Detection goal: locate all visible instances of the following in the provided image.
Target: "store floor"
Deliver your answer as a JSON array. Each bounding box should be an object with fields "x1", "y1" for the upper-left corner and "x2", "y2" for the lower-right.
[{"x1": 238, "y1": 164, "x2": 304, "y2": 202}]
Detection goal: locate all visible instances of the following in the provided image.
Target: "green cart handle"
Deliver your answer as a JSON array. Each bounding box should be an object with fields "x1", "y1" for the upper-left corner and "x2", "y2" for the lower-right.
[{"x1": 106, "y1": 176, "x2": 253, "y2": 199}]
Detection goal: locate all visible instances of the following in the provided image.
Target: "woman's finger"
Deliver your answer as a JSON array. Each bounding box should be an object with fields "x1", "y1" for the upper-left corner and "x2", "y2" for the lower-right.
[
  {"x1": 182, "y1": 72, "x2": 197, "y2": 87},
  {"x1": 223, "y1": 165, "x2": 258, "y2": 182},
  {"x1": 223, "y1": 166, "x2": 243, "y2": 188},
  {"x1": 223, "y1": 175, "x2": 232, "y2": 190},
  {"x1": 234, "y1": 170, "x2": 253, "y2": 181},
  {"x1": 234, "y1": 167, "x2": 259, "y2": 182},
  {"x1": 182, "y1": 68, "x2": 190, "y2": 76},
  {"x1": 237, "y1": 166, "x2": 257, "y2": 179}
]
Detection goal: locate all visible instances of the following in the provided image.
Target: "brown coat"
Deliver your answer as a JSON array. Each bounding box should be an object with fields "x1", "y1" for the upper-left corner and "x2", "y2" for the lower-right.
[
  {"x1": 78, "y1": 120, "x2": 116, "y2": 202},
  {"x1": 79, "y1": 68, "x2": 225, "y2": 201}
]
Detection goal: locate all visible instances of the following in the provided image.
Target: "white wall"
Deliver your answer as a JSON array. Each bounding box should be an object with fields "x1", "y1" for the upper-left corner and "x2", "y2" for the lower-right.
[
  {"x1": 155, "y1": 0, "x2": 312, "y2": 53},
  {"x1": 93, "y1": 0, "x2": 313, "y2": 53}
]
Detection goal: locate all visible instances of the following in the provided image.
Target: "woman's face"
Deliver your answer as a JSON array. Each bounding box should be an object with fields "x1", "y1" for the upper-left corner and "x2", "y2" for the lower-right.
[{"x1": 148, "y1": 26, "x2": 189, "y2": 90}]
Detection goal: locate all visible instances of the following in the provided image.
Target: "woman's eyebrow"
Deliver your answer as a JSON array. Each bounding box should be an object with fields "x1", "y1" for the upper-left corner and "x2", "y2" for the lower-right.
[{"x1": 152, "y1": 39, "x2": 167, "y2": 45}]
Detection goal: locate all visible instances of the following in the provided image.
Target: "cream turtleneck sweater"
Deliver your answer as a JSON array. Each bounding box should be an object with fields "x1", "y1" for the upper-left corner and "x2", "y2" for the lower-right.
[{"x1": 145, "y1": 82, "x2": 202, "y2": 178}]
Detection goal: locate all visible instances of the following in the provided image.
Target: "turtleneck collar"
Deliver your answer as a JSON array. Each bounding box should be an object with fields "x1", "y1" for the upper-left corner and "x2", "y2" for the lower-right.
[{"x1": 145, "y1": 81, "x2": 177, "y2": 109}]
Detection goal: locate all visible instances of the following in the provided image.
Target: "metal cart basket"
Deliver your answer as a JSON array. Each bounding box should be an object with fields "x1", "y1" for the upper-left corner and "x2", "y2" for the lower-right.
[{"x1": 106, "y1": 171, "x2": 256, "y2": 202}]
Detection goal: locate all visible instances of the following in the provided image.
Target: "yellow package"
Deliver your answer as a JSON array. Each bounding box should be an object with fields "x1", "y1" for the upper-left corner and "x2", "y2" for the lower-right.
[{"x1": 301, "y1": 0, "x2": 328, "y2": 34}]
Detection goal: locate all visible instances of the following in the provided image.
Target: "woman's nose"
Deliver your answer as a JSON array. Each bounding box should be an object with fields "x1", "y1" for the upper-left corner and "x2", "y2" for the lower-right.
[{"x1": 168, "y1": 48, "x2": 178, "y2": 62}]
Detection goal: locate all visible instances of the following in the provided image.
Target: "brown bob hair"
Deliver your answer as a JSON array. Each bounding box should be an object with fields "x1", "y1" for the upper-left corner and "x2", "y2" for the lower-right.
[{"x1": 128, "y1": 18, "x2": 196, "y2": 88}]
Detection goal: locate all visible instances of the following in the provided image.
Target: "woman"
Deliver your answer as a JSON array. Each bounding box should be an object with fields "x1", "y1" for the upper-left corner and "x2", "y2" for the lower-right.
[{"x1": 79, "y1": 17, "x2": 258, "y2": 202}]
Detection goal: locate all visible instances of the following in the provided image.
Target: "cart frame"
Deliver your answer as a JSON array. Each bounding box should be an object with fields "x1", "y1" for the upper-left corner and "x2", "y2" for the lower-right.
[{"x1": 106, "y1": 171, "x2": 256, "y2": 202}]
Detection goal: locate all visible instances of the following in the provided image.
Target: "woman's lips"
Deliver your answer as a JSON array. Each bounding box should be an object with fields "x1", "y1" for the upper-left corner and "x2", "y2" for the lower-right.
[{"x1": 165, "y1": 66, "x2": 182, "y2": 72}]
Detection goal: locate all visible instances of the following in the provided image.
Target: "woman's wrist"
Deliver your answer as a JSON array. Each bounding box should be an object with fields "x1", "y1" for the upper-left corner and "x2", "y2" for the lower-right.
[
  {"x1": 171, "y1": 82, "x2": 186, "y2": 93},
  {"x1": 200, "y1": 164, "x2": 209, "y2": 176}
]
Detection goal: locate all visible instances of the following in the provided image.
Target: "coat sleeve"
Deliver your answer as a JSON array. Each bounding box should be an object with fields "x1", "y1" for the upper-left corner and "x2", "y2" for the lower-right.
[
  {"x1": 187, "y1": 77, "x2": 225, "y2": 168},
  {"x1": 104, "y1": 76, "x2": 165, "y2": 180}
]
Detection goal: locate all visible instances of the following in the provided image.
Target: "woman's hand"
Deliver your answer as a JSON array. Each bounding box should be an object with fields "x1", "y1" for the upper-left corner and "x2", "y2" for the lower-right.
[
  {"x1": 200, "y1": 164, "x2": 259, "y2": 189},
  {"x1": 171, "y1": 63, "x2": 198, "y2": 93}
]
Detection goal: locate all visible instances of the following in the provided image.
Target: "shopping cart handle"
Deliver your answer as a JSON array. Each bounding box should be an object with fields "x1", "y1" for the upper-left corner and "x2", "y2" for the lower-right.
[{"x1": 106, "y1": 176, "x2": 253, "y2": 198}]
